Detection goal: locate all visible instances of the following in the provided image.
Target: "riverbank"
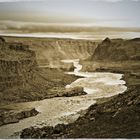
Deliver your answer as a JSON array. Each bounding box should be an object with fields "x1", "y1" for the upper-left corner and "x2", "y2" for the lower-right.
[
  {"x1": 0, "y1": 36, "x2": 95, "y2": 106},
  {"x1": 20, "y1": 68, "x2": 140, "y2": 138},
  {"x1": 0, "y1": 59, "x2": 127, "y2": 138},
  {"x1": 0, "y1": 67, "x2": 86, "y2": 128},
  {"x1": 0, "y1": 67, "x2": 84, "y2": 105},
  {"x1": 0, "y1": 108, "x2": 38, "y2": 127}
]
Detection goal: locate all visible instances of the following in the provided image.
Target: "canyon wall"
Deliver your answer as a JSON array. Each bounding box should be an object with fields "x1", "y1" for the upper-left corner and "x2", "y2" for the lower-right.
[
  {"x1": 5, "y1": 37, "x2": 98, "y2": 67},
  {"x1": 91, "y1": 38, "x2": 140, "y2": 61},
  {"x1": 0, "y1": 36, "x2": 99, "y2": 104},
  {"x1": 0, "y1": 37, "x2": 37, "y2": 91}
]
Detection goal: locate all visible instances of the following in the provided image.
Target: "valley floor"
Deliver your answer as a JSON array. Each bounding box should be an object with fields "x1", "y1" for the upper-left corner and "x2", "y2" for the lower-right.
[
  {"x1": 0, "y1": 67, "x2": 86, "y2": 128},
  {"x1": 0, "y1": 59, "x2": 127, "y2": 138},
  {"x1": 0, "y1": 36, "x2": 140, "y2": 138},
  {"x1": 21, "y1": 61, "x2": 140, "y2": 138}
]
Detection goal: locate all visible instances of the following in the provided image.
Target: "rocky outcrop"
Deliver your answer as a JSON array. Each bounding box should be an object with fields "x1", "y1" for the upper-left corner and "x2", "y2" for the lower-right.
[
  {"x1": 0, "y1": 37, "x2": 37, "y2": 91},
  {"x1": 0, "y1": 37, "x2": 5, "y2": 45},
  {"x1": 46, "y1": 86, "x2": 87, "y2": 98},
  {"x1": 91, "y1": 38, "x2": 140, "y2": 61},
  {"x1": 9, "y1": 42, "x2": 29, "y2": 51},
  {"x1": 0, "y1": 108, "x2": 38, "y2": 126},
  {"x1": 62, "y1": 87, "x2": 86, "y2": 97}
]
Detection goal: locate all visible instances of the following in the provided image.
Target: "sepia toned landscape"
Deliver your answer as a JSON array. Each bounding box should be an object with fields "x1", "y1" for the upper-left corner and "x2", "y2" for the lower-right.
[{"x1": 0, "y1": 0, "x2": 140, "y2": 139}]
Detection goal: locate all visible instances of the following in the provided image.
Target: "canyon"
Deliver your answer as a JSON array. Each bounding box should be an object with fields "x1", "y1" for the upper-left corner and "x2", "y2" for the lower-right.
[
  {"x1": 5, "y1": 37, "x2": 98, "y2": 69},
  {"x1": 20, "y1": 37, "x2": 140, "y2": 138},
  {"x1": 0, "y1": 59, "x2": 126, "y2": 138},
  {"x1": 0, "y1": 36, "x2": 140, "y2": 138},
  {"x1": 1, "y1": 36, "x2": 93, "y2": 105}
]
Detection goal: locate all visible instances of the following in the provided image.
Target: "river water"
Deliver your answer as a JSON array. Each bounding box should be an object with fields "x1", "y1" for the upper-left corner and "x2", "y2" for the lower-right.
[{"x1": 0, "y1": 59, "x2": 127, "y2": 138}]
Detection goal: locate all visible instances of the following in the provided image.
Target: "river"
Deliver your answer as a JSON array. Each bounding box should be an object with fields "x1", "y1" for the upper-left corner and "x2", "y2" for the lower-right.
[{"x1": 0, "y1": 59, "x2": 127, "y2": 138}]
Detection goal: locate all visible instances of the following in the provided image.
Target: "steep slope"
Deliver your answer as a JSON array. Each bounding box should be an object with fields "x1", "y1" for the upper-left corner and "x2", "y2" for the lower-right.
[
  {"x1": 4, "y1": 37, "x2": 98, "y2": 67},
  {"x1": 0, "y1": 37, "x2": 37, "y2": 91},
  {"x1": 0, "y1": 36, "x2": 87, "y2": 105},
  {"x1": 91, "y1": 37, "x2": 140, "y2": 61}
]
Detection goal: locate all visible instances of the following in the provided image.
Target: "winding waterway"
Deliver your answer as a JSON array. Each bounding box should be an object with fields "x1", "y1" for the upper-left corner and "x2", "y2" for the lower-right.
[{"x1": 0, "y1": 59, "x2": 127, "y2": 138}]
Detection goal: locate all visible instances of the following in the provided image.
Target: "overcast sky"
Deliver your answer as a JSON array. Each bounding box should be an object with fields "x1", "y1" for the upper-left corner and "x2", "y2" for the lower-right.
[{"x1": 0, "y1": 0, "x2": 140, "y2": 27}]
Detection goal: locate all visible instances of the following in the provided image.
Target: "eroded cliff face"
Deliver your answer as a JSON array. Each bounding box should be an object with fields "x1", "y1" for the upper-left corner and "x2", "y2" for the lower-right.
[
  {"x1": 91, "y1": 38, "x2": 140, "y2": 61},
  {"x1": 0, "y1": 36, "x2": 91, "y2": 105},
  {"x1": 5, "y1": 37, "x2": 98, "y2": 67},
  {"x1": 0, "y1": 37, "x2": 37, "y2": 91}
]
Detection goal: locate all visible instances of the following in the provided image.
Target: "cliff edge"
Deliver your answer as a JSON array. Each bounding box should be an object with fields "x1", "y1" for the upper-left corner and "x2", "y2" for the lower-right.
[{"x1": 0, "y1": 37, "x2": 37, "y2": 91}]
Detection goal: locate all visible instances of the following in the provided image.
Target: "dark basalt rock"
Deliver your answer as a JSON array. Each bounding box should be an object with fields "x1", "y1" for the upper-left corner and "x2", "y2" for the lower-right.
[
  {"x1": 0, "y1": 108, "x2": 38, "y2": 126},
  {"x1": 63, "y1": 87, "x2": 87, "y2": 97},
  {"x1": 48, "y1": 86, "x2": 87, "y2": 98},
  {"x1": 130, "y1": 38, "x2": 140, "y2": 42},
  {"x1": 0, "y1": 37, "x2": 5, "y2": 43},
  {"x1": 102, "y1": 37, "x2": 111, "y2": 44}
]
